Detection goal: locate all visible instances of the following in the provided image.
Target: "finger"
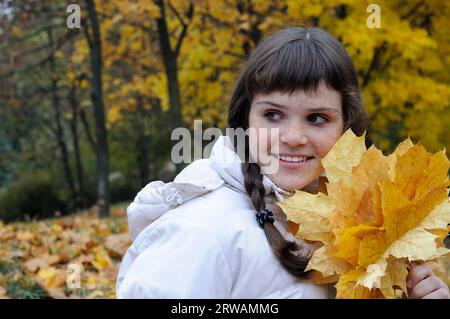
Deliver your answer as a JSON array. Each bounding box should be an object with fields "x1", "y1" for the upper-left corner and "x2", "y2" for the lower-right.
[
  {"x1": 407, "y1": 260, "x2": 424, "y2": 271},
  {"x1": 422, "y1": 287, "x2": 450, "y2": 299},
  {"x1": 406, "y1": 263, "x2": 433, "y2": 289},
  {"x1": 408, "y1": 276, "x2": 442, "y2": 299}
]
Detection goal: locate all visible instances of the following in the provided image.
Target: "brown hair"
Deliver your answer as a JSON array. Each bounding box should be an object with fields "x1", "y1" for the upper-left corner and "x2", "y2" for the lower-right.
[{"x1": 227, "y1": 27, "x2": 369, "y2": 277}]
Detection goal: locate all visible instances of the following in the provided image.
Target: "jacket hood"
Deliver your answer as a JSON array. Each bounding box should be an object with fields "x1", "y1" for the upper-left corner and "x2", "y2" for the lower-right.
[{"x1": 126, "y1": 135, "x2": 291, "y2": 241}]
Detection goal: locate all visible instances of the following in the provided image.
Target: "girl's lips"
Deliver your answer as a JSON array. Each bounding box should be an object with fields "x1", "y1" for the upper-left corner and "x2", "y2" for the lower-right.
[{"x1": 277, "y1": 157, "x2": 313, "y2": 169}]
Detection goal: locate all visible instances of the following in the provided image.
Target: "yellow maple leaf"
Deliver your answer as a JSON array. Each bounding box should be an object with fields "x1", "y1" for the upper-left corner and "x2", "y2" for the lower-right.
[
  {"x1": 36, "y1": 267, "x2": 66, "y2": 289},
  {"x1": 334, "y1": 268, "x2": 385, "y2": 299},
  {"x1": 91, "y1": 246, "x2": 113, "y2": 271},
  {"x1": 321, "y1": 130, "x2": 367, "y2": 185},
  {"x1": 278, "y1": 192, "x2": 335, "y2": 244},
  {"x1": 16, "y1": 231, "x2": 35, "y2": 241},
  {"x1": 280, "y1": 128, "x2": 450, "y2": 298}
]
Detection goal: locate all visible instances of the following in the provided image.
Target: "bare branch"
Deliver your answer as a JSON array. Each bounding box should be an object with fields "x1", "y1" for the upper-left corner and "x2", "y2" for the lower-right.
[
  {"x1": 401, "y1": 1, "x2": 424, "y2": 19},
  {"x1": 13, "y1": 21, "x2": 67, "y2": 43},
  {"x1": 97, "y1": 12, "x2": 153, "y2": 33},
  {"x1": 224, "y1": 49, "x2": 246, "y2": 59},
  {"x1": 80, "y1": 107, "x2": 98, "y2": 151},
  {"x1": 83, "y1": 16, "x2": 93, "y2": 49},
  {"x1": 362, "y1": 41, "x2": 387, "y2": 88},
  {"x1": 154, "y1": 0, "x2": 174, "y2": 55},
  {"x1": 174, "y1": 2, "x2": 194, "y2": 57},
  {"x1": 167, "y1": 0, "x2": 186, "y2": 26},
  {"x1": 202, "y1": 12, "x2": 233, "y2": 29},
  {"x1": 0, "y1": 29, "x2": 80, "y2": 80}
]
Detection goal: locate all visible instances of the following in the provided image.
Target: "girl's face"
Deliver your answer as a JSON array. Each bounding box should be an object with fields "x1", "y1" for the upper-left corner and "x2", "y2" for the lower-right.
[{"x1": 248, "y1": 83, "x2": 344, "y2": 192}]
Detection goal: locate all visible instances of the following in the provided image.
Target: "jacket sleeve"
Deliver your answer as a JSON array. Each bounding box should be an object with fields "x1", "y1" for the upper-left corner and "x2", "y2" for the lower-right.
[{"x1": 116, "y1": 215, "x2": 233, "y2": 298}]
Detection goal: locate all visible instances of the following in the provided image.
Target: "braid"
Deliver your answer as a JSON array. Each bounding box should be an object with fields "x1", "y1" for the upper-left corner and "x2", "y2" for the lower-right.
[
  {"x1": 244, "y1": 163, "x2": 265, "y2": 211},
  {"x1": 243, "y1": 163, "x2": 312, "y2": 277}
]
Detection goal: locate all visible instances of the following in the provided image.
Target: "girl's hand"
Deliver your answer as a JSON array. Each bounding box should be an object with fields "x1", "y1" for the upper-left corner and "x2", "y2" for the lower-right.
[{"x1": 406, "y1": 263, "x2": 450, "y2": 299}]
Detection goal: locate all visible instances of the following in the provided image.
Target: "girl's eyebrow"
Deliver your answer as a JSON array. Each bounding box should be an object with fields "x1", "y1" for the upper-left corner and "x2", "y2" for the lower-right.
[
  {"x1": 255, "y1": 100, "x2": 341, "y2": 114},
  {"x1": 256, "y1": 100, "x2": 287, "y2": 109},
  {"x1": 307, "y1": 107, "x2": 341, "y2": 114}
]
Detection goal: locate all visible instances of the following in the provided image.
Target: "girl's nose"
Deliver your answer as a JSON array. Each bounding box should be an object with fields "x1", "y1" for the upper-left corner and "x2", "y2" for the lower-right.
[{"x1": 280, "y1": 123, "x2": 309, "y2": 147}]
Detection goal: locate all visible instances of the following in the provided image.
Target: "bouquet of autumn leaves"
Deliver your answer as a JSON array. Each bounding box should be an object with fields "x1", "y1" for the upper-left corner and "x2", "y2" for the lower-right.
[{"x1": 279, "y1": 129, "x2": 450, "y2": 298}]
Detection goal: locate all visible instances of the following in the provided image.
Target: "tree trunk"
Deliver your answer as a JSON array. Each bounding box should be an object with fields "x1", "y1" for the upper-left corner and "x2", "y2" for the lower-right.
[
  {"x1": 79, "y1": 107, "x2": 97, "y2": 152},
  {"x1": 136, "y1": 100, "x2": 151, "y2": 188},
  {"x1": 85, "y1": 0, "x2": 110, "y2": 217},
  {"x1": 69, "y1": 83, "x2": 86, "y2": 209},
  {"x1": 154, "y1": 0, "x2": 186, "y2": 174},
  {"x1": 47, "y1": 26, "x2": 77, "y2": 210}
]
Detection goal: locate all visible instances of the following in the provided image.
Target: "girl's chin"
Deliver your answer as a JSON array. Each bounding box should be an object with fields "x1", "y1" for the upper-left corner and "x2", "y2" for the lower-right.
[
  {"x1": 270, "y1": 177, "x2": 316, "y2": 192},
  {"x1": 268, "y1": 169, "x2": 322, "y2": 191}
]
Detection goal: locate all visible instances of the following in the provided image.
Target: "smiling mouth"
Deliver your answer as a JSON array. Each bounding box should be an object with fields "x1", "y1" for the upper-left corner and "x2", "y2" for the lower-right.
[{"x1": 272, "y1": 154, "x2": 314, "y2": 163}]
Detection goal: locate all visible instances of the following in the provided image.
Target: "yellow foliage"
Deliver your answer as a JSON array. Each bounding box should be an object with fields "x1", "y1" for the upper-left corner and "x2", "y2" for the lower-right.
[
  {"x1": 59, "y1": 0, "x2": 450, "y2": 156},
  {"x1": 279, "y1": 129, "x2": 450, "y2": 298},
  {"x1": 107, "y1": 105, "x2": 122, "y2": 123},
  {"x1": 91, "y1": 246, "x2": 113, "y2": 271},
  {"x1": 11, "y1": 26, "x2": 23, "y2": 37},
  {"x1": 54, "y1": 50, "x2": 64, "y2": 59},
  {"x1": 80, "y1": 80, "x2": 89, "y2": 89}
]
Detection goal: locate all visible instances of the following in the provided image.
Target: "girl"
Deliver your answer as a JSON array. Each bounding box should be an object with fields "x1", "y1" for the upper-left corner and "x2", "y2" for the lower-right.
[{"x1": 116, "y1": 27, "x2": 449, "y2": 299}]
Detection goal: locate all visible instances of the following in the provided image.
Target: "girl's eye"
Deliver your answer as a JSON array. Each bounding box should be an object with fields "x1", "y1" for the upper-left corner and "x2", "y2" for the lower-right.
[
  {"x1": 308, "y1": 114, "x2": 328, "y2": 124},
  {"x1": 264, "y1": 111, "x2": 282, "y2": 121}
]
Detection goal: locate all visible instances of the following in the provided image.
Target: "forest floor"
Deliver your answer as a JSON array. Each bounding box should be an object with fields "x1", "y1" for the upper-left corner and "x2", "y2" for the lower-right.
[
  {"x1": 0, "y1": 204, "x2": 129, "y2": 299},
  {"x1": 0, "y1": 204, "x2": 449, "y2": 299}
]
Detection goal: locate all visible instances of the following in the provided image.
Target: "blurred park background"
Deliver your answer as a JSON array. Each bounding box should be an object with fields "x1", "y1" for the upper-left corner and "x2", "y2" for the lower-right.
[{"x1": 0, "y1": 0, "x2": 449, "y2": 298}]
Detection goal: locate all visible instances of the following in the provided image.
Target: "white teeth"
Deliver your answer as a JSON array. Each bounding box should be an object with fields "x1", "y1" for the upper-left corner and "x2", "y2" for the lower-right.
[{"x1": 275, "y1": 155, "x2": 310, "y2": 162}]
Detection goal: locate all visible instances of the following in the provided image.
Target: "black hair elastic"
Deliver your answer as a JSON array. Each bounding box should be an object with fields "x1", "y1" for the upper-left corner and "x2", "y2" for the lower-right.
[{"x1": 256, "y1": 209, "x2": 275, "y2": 228}]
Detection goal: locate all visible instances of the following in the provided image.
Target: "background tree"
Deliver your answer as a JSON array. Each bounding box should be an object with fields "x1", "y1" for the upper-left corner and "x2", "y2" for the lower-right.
[
  {"x1": 84, "y1": 0, "x2": 109, "y2": 217},
  {"x1": 1, "y1": 0, "x2": 449, "y2": 222}
]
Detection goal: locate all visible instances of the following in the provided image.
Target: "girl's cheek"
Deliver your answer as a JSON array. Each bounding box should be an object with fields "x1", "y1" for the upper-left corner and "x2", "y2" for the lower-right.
[
  {"x1": 312, "y1": 132, "x2": 340, "y2": 158},
  {"x1": 268, "y1": 129, "x2": 280, "y2": 148}
]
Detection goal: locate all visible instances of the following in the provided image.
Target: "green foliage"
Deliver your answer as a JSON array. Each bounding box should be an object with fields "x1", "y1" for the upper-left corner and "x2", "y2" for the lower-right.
[
  {"x1": 0, "y1": 259, "x2": 19, "y2": 276},
  {"x1": 0, "y1": 172, "x2": 67, "y2": 222},
  {"x1": 0, "y1": 258, "x2": 48, "y2": 299},
  {"x1": 6, "y1": 274, "x2": 48, "y2": 299}
]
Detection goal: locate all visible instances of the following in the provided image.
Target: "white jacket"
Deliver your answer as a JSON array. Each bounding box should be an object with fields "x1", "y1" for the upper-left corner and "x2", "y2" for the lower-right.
[{"x1": 116, "y1": 136, "x2": 330, "y2": 298}]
